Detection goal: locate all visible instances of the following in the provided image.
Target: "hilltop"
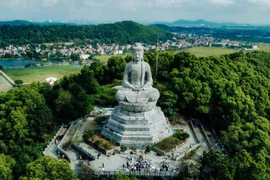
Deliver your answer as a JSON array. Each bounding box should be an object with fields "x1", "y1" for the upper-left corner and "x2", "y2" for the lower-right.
[
  {"x1": 0, "y1": 20, "x2": 33, "y2": 25},
  {"x1": 0, "y1": 21, "x2": 173, "y2": 47}
]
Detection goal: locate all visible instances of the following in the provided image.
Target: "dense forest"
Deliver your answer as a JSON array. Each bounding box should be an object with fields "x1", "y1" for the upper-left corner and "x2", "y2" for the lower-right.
[
  {"x1": 1, "y1": 50, "x2": 270, "y2": 179},
  {"x1": 0, "y1": 21, "x2": 172, "y2": 47}
]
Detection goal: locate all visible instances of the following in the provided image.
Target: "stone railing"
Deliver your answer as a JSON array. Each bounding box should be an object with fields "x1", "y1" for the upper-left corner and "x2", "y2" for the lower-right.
[
  {"x1": 84, "y1": 139, "x2": 120, "y2": 156},
  {"x1": 57, "y1": 122, "x2": 77, "y2": 162},
  {"x1": 0, "y1": 70, "x2": 15, "y2": 85},
  {"x1": 152, "y1": 142, "x2": 201, "y2": 161},
  {"x1": 95, "y1": 170, "x2": 178, "y2": 177},
  {"x1": 42, "y1": 125, "x2": 65, "y2": 155},
  {"x1": 190, "y1": 118, "x2": 211, "y2": 146},
  {"x1": 152, "y1": 146, "x2": 166, "y2": 156},
  {"x1": 72, "y1": 144, "x2": 96, "y2": 160},
  {"x1": 172, "y1": 143, "x2": 201, "y2": 161},
  {"x1": 189, "y1": 119, "x2": 200, "y2": 143},
  {"x1": 170, "y1": 125, "x2": 184, "y2": 130},
  {"x1": 198, "y1": 122, "x2": 211, "y2": 146}
]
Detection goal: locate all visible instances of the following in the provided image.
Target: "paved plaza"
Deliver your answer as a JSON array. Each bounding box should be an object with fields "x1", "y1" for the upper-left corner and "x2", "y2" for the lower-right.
[{"x1": 43, "y1": 116, "x2": 215, "y2": 177}]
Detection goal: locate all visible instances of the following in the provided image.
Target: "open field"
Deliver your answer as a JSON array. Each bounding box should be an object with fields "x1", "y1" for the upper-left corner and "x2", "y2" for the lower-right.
[
  {"x1": 4, "y1": 65, "x2": 83, "y2": 83},
  {"x1": 94, "y1": 53, "x2": 131, "y2": 63},
  {"x1": 181, "y1": 47, "x2": 239, "y2": 57},
  {"x1": 256, "y1": 43, "x2": 270, "y2": 52},
  {"x1": 94, "y1": 48, "x2": 239, "y2": 62}
]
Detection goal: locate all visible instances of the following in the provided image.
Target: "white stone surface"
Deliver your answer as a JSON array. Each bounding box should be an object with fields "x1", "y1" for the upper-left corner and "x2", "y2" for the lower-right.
[
  {"x1": 101, "y1": 43, "x2": 173, "y2": 148},
  {"x1": 101, "y1": 106, "x2": 172, "y2": 148}
]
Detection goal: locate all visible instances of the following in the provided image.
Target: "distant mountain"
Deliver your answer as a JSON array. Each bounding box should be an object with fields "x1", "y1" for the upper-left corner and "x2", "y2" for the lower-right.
[
  {"x1": 0, "y1": 20, "x2": 33, "y2": 25},
  {"x1": 0, "y1": 20, "x2": 92, "y2": 26},
  {"x1": 150, "y1": 24, "x2": 211, "y2": 33},
  {"x1": 153, "y1": 19, "x2": 254, "y2": 27},
  {"x1": 172, "y1": 19, "x2": 218, "y2": 26}
]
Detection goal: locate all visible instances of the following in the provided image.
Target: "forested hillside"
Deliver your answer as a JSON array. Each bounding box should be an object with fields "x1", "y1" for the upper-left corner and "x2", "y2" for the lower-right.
[
  {"x1": 1, "y1": 50, "x2": 270, "y2": 179},
  {"x1": 0, "y1": 21, "x2": 172, "y2": 47}
]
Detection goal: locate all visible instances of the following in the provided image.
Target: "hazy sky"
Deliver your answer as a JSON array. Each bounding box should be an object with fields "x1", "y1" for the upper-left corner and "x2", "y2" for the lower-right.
[{"x1": 0, "y1": 0, "x2": 269, "y2": 24}]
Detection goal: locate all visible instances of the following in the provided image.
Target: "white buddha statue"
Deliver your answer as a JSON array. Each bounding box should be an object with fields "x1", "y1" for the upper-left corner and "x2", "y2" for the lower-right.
[{"x1": 116, "y1": 43, "x2": 160, "y2": 104}]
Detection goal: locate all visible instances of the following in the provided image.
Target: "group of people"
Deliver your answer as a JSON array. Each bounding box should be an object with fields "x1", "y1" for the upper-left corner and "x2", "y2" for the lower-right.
[{"x1": 123, "y1": 154, "x2": 170, "y2": 173}]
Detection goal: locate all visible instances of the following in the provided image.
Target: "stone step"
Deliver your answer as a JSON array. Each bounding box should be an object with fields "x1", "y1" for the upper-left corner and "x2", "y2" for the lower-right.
[{"x1": 102, "y1": 128, "x2": 153, "y2": 141}]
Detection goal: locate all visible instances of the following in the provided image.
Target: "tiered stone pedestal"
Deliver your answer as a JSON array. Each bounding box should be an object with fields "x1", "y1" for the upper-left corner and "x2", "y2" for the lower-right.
[{"x1": 101, "y1": 103, "x2": 172, "y2": 148}]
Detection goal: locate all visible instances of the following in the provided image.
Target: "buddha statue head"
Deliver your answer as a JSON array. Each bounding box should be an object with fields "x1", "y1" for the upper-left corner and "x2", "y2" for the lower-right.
[{"x1": 132, "y1": 43, "x2": 144, "y2": 62}]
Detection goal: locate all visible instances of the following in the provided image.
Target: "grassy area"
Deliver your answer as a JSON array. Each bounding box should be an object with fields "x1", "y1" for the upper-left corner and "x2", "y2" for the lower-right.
[
  {"x1": 155, "y1": 136, "x2": 184, "y2": 152},
  {"x1": 182, "y1": 43, "x2": 270, "y2": 57},
  {"x1": 182, "y1": 47, "x2": 239, "y2": 57},
  {"x1": 4, "y1": 65, "x2": 83, "y2": 83},
  {"x1": 256, "y1": 43, "x2": 270, "y2": 52},
  {"x1": 94, "y1": 53, "x2": 131, "y2": 63},
  {"x1": 155, "y1": 130, "x2": 189, "y2": 152}
]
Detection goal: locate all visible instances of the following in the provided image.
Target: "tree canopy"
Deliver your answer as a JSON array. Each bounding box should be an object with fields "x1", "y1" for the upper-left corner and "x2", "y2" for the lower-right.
[
  {"x1": 0, "y1": 21, "x2": 172, "y2": 47},
  {"x1": 19, "y1": 156, "x2": 77, "y2": 180},
  {"x1": 1, "y1": 49, "x2": 270, "y2": 179}
]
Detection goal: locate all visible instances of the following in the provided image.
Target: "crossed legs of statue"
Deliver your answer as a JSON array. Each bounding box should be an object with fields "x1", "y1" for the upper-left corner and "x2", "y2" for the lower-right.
[{"x1": 116, "y1": 88, "x2": 160, "y2": 103}]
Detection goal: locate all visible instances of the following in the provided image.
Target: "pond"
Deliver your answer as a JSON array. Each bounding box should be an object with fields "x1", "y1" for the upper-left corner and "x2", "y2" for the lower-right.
[{"x1": 0, "y1": 59, "x2": 42, "y2": 69}]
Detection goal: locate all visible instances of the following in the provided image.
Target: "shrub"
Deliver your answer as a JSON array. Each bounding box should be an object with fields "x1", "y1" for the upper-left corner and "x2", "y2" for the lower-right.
[
  {"x1": 94, "y1": 140, "x2": 103, "y2": 146},
  {"x1": 120, "y1": 145, "x2": 127, "y2": 152},
  {"x1": 14, "y1": 79, "x2": 24, "y2": 86},
  {"x1": 83, "y1": 134, "x2": 90, "y2": 141},
  {"x1": 131, "y1": 146, "x2": 137, "y2": 152},
  {"x1": 104, "y1": 142, "x2": 111, "y2": 150},
  {"x1": 83, "y1": 130, "x2": 95, "y2": 141},
  {"x1": 182, "y1": 132, "x2": 190, "y2": 139},
  {"x1": 145, "y1": 145, "x2": 152, "y2": 153},
  {"x1": 173, "y1": 130, "x2": 190, "y2": 140},
  {"x1": 88, "y1": 130, "x2": 95, "y2": 137}
]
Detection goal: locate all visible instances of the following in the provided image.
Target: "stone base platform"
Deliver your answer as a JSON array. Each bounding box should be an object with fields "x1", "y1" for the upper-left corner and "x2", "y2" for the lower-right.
[{"x1": 101, "y1": 106, "x2": 172, "y2": 148}]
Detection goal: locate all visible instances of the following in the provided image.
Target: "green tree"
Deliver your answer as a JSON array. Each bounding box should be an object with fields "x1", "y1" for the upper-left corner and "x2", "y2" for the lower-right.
[
  {"x1": 115, "y1": 173, "x2": 138, "y2": 180},
  {"x1": 14, "y1": 79, "x2": 24, "y2": 86},
  {"x1": 200, "y1": 150, "x2": 235, "y2": 180},
  {"x1": 77, "y1": 66, "x2": 100, "y2": 94},
  {"x1": 55, "y1": 88, "x2": 72, "y2": 113},
  {"x1": 106, "y1": 56, "x2": 126, "y2": 82},
  {"x1": 178, "y1": 160, "x2": 200, "y2": 180},
  {"x1": 19, "y1": 156, "x2": 77, "y2": 180},
  {"x1": 158, "y1": 90, "x2": 178, "y2": 118},
  {"x1": 0, "y1": 154, "x2": 15, "y2": 180},
  {"x1": 78, "y1": 164, "x2": 98, "y2": 180},
  {"x1": 70, "y1": 53, "x2": 80, "y2": 61}
]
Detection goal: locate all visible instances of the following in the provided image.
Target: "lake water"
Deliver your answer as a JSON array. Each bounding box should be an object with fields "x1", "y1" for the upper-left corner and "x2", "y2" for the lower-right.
[{"x1": 0, "y1": 59, "x2": 42, "y2": 69}]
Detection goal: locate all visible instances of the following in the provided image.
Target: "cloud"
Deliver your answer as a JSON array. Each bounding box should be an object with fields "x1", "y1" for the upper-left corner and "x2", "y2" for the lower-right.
[
  {"x1": 0, "y1": 0, "x2": 268, "y2": 24},
  {"x1": 209, "y1": 0, "x2": 234, "y2": 5},
  {"x1": 248, "y1": 0, "x2": 270, "y2": 10}
]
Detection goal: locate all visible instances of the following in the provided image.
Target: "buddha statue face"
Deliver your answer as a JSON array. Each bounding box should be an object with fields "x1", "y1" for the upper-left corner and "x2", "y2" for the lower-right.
[{"x1": 133, "y1": 50, "x2": 143, "y2": 62}]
